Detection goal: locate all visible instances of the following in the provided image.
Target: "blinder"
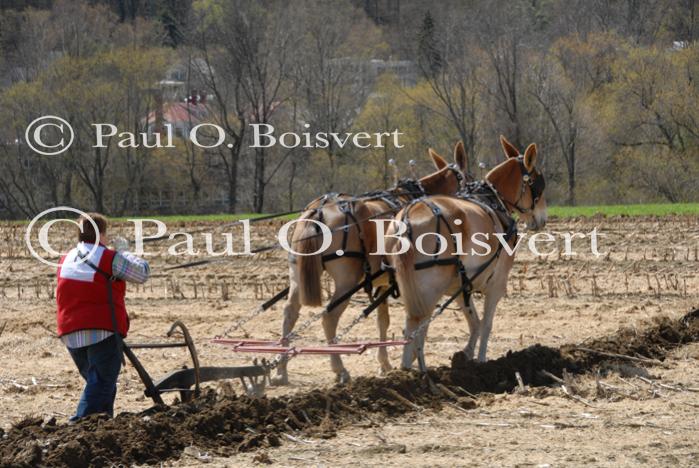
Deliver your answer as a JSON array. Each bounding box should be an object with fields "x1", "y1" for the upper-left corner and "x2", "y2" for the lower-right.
[
  {"x1": 514, "y1": 156, "x2": 545, "y2": 213},
  {"x1": 394, "y1": 178, "x2": 426, "y2": 199}
]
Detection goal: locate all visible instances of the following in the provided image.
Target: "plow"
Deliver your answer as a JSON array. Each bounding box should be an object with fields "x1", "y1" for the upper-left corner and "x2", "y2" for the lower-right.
[
  {"x1": 121, "y1": 308, "x2": 407, "y2": 403},
  {"x1": 121, "y1": 320, "x2": 270, "y2": 404},
  {"x1": 124, "y1": 266, "x2": 412, "y2": 401}
]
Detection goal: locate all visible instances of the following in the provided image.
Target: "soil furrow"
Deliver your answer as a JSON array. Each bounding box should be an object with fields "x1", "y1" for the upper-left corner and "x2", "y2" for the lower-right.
[{"x1": 1, "y1": 309, "x2": 697, "y2": 468}]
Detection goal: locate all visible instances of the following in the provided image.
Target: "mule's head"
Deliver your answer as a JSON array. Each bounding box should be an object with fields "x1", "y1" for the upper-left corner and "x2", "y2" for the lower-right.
[
  {"x1": 419, "y1": 141, "x2": 468, "y2": 195},
  {"x1": 487, "y1": 136, "x2": 547, "y2": 230}
]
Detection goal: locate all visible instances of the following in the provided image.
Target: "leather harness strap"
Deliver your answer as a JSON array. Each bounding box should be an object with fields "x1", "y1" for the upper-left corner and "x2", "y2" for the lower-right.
[
  {"x1": 319, "y1": 199, "x2": 374, "y2": 294},
  {"x1": 389, "y1": 181, "x2": 519, "y2": 307},
  {"x1": 311, "y1": 175, "x2": 444, "y2": 297},
  {"x1": 301, "y1": 165, "x2": 465, "y2": 300}
]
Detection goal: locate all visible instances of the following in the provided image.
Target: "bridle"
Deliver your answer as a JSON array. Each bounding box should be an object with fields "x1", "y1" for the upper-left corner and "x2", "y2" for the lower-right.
[
  {"x1": 501, "y1": 156, "x2": 545, "y2": 214},
  {"x1": 413, "y1": 162, "x2": 468, "y2": 196},
  {"x1": 447, "y1": 162, "x2": 469, "y2": 190}
]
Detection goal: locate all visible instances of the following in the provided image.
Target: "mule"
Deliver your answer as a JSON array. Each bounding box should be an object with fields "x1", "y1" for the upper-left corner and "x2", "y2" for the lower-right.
[
  {"x1": 273, "y1": 142, "x2": 468, "y2": 385},
  {"x1": 387, "y1": 136, "x2": 547, "y2": 371}
]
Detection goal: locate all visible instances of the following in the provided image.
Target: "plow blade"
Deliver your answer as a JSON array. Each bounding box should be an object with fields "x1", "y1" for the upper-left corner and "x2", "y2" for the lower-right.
[
  {"x1": 149, "y1": 365, "x2": 269, "y2": 400},
  {"x1": 213, "y1": 338, "x2": 408, "y2": 355},
  {"x1": 150, "y1": 365, "x2": 267, "y2": 395}
]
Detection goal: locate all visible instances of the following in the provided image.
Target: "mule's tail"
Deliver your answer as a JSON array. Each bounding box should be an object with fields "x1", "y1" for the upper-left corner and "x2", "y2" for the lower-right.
[
  {"x1": 391, "y1": 235, "x2": 431, "y2": 320},
  {"x1": 295, "y1": 216, "x2": 324, "y2": 306}
]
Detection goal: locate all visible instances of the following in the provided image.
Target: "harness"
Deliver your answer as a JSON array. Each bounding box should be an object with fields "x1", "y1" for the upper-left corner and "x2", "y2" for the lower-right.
[
  {"x1": 312, "y1": 180, "x2": 426, "y2": 296},
  {"x1": 386, "y1": 157, "x2": 544, "y2": 305},
  {"x1": 447, "y1": 162, "x2": 471, "y2": 190},
  {"x1": 306, "y1": 165, "x2": 465, "y2": 297},
  {"x1": 320, "y1": 198, "x2": 374, "y2": 294},
  {"x1": 385, "y1": 175, "x2": 520, "y2": 307}
]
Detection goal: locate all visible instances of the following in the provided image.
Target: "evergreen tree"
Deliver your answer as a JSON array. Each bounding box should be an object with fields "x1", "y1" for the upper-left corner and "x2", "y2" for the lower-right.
[{"x1": 418, "y1": 10, "x2": 441, "y2": 77}]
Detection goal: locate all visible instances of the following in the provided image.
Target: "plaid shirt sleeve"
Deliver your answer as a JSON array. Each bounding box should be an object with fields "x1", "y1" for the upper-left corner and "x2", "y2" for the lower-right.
[
  {"x1": 111, "y1": 251, "x2": 150, "y2": 284},
  {"x1": 61, "y1": 329, "x2": 113, "y2": 349}
]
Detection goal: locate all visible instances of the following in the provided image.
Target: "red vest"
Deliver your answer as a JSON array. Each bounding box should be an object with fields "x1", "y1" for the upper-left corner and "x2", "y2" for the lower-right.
[{"x1": 56, "y1": 244, "x2": 129, "y2": 337}]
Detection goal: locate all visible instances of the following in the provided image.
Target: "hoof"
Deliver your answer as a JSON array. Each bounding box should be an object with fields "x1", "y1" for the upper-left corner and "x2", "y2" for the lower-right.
[
  {"x1": 245, "y1": 382, "x2": 266, "y2": 397},
  {"x1": 378, "y1": 363, "x2": 393, "y2": 376},
  {"x1": 335, "y1": 369, "x2": 351, "y2": 385},
  {"x1": 270, "y1": 374, "x2": 289, "y2": 387}
]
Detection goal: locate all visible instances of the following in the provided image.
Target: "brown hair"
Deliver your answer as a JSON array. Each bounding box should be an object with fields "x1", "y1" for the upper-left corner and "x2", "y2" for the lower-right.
[{"x1": 78, "y1": 212, "x2": 108, "y2": 244}]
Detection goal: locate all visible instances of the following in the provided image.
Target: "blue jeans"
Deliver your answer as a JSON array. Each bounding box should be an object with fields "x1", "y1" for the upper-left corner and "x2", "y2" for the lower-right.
[{"x1": 67, "y1": 335, "x2": 122, "y2": 422}]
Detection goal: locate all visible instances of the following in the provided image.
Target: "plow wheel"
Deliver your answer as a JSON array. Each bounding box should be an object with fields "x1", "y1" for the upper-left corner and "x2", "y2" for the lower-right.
[{"x1": 166, "y1": 320, "x2": 202, "y2": 401}]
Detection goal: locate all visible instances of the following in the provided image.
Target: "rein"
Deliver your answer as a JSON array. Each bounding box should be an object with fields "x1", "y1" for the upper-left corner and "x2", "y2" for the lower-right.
[
  {"x1": 138, "y1": 188, "x2": 428, "y2": 246},
  {"x1": 161, "y1": 165, "x2": 465, "y2": 272}
]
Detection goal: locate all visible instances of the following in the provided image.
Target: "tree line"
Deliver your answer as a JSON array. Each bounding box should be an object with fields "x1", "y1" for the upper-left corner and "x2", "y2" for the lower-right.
[{"x1": 1, "y1": 0, "x2": 698, "y2": 218}]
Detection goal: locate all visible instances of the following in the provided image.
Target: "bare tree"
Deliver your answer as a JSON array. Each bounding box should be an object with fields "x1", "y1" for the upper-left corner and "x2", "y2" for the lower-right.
[
  {"x1": 189, "y1": 8, "x2": 247, "y2": 212},
  {"x1": 234, "y1": 3, "x2": 292, "y2": 213},
  {"x1": 470, "y1": 1, "x2": 551, "y2": 151},
  {"x1": 293, "y1": 0, "x2": 377, "y2": 190},
  {"x1": 589, "y1": 0, "x2": 671, "y2": 44},
  {"x1": 530, "y1": 58, "x2": 580, "y2": 205},
  {"x1": 414, "y1": 9, "x2": 479, "y2": 165}
]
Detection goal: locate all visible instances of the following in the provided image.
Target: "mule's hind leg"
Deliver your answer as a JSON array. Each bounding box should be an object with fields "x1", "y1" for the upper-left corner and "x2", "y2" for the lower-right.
[
  {"x1": 323, "y1": 265, "x2": 363, "y2": 384},
  {"x1": 414, "y1": 319, "x2": 431, "y2": 372},
  {"x1": 400, "y1": 314, "x2": 422, "y2": 370},
  {"x1": 477, "y1": 289, "x2": 505, "y2": 362},
  {"x1": 399, "y1": 277, "x2": 443, "y2": 370},
  {"x1": 375, "y1": 287, "x2": 393, "y2": 375},
  {"x1": 272, "y1": 292, "x2": 300, "y2": 385},
  {"x1": 322, "y1": 309, "x2": 349, "y2": 384},
  {"x1": 401, "y1": 313, "x2": 432, "y2": 370},
  {"x1": 270, "y1": 271, "x2": 301, "y2": 386},
  {"x1": 456, "y1": 294, "x2": 480, "y2": 360}
]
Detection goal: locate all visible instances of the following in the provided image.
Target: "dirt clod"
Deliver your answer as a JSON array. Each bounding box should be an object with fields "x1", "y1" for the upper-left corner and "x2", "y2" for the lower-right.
[{"x1": 1, "y1": 310, "x2": 696, "y2": 468}]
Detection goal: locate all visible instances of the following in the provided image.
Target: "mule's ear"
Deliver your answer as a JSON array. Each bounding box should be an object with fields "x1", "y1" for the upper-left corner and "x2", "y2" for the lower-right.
[
  {"x1": 454, "y1": 141, "x2": 467, "y2": 173},
  {"x1": 500, "y1": 135, "x2": 520, "y2": 159},
  {"x1": 523, "y1": 143, "x2": 537, "y2": 171},
  {"x1": 429, "y1": 148, "x2": 447, "y2": 170}
]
